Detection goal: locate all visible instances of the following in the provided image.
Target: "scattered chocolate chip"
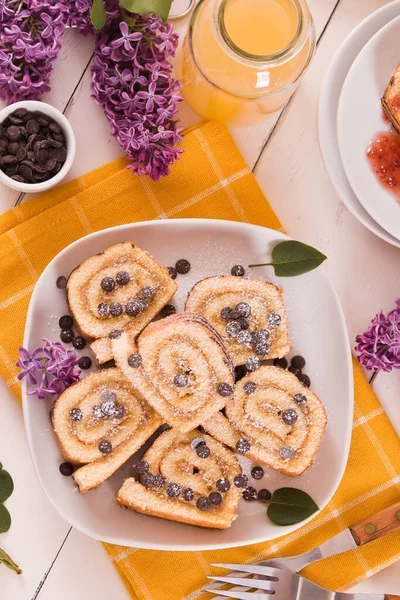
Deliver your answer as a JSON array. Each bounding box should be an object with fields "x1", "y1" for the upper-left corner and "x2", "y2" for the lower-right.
[
  {"x1": 56, "y1": 275, "x2": 67, "y2": 289},
  {"x1": 274, "y1": 357, "x2": 288, "y2": 369},
  {"x1": 220, "y1": 307, "x2": 232, "y2": 321},
  {"x1": 114, "y1": 403, "x2": 126, "y2": 419},
  {"x1": 256, "y1": 329, "x2": 270, "y2": 343},
  {"x1": 109, "y1": 302, "x2": 123, "y2": 317},
  {"x1": 282, "y1": 409, "x2": 298, "y2": 425},
  {"x1": 236, "y1": 302, "x2": 251, "y2": 317},
  {"x1": 217, "y1": 382, "x2": 233, "y2": 397},
  {"x1": 216, "y1": 478, "x2": 231, "y2": 493},
  {"x1": 137, "y1": 296, "x2": 149, "y2": 310},
  {"x1": 267, "y1": 313, "x2": 282, "y2": 327},
  {"x1": 231, "y1": 265, "x2": 245, "y2": 277},
  {"x1": 167, "y1": 266, "x2": 177, "y2": 279},
  {"x1": 236, "y1": 439, "x2": 251, "y2": 454},
  {"x1": 175, "y1": 259, "x2": 191, "y2": 274},
  {"x1": 228, "y1": 310, "x2": 241, "y2": 321},
  {"x1": 59, "y1": 315, "x2": 73, "y2": 330},
  {"x1": 136, "y1": 461, "x2": 149, "y2": 474},
  {"x1": 15, "y1": 146, "x2": 27, "y2": 161},
  {"x1": 255, "y1": 342, "x2": 269, "y2": 357},
  {"x1": 183, "y1": 488, "x2": 194, "y2": 502},
  {"x1": 242, "y1": 486, "x2": 258, "y2": 502},
  {"x1": 108, "y1": 329, "x2": 122, "y2": 339},
  {"x1": 235, "y1": 365, "x2": 247, "y2": 382},
  {"x1": 92, "y1": 404, "x2": 103, "y2": 419},
  {"x1": 196, "y1": 443, "x2": 210, "y2": 459},
  {"x1": 98, "y1": 302, "x2": 109, "y2": 317},
  {"x1": 128, "y1": 353, "x2": 142, "y2": 368},
  {"x1": 72, "y1": 336, "x2": 86, "y2": 350},
  {"x1": 258, "y1": 488, "x2": 272, "y2": 501},
  {"x1": 299, "y1": 373, "x2": 311, "y2": 387},
  {"x1": 98, "y1": 439, "x2": 112, "y2": 454},
  {"x1": 78, "y1": 356, "x2": 92, "y2": 370},
  {"x1": 59, "y1": 462, "x2": 74, "y2": 476},
  {"x1": 50, "y1": 146, "x2": 67, "y2": 162},
  {"x1": 251, "y1": 466, "x2": 264, "y2": 480},
  {"x1": 6, "y1": 125, "x2": 21, "y2": 141},
  {"x1": 19, "y1": 164, "x2": 32, "y2": 179},
  {"x1": 101, "y1": 277, "x2": 115, "y2": 292},
  {"x1": 102, "y1": 390, "x2": 117, "y2": 403},
  {"x1": 246, "y1": 356, "x2": 260, "y2": 372},
  {"x1": 60, "y1": 329, "x2": 74, "y2": 343},
  {"x1": 294, "y1": 393, "x2": 307, "y2": 405},
  {"x1": 26, "y1": 119, "x2": 40, "y2": 134},
  {"x1": 141, "y1": 473, "x2": 156, "y2": 488},
  {"x1": 288, "y1": 366, "x2": 302, "y2": 377},
  {"x1": 291, "y1": 355, "x2": 306, "y2": 370},
  {"x1": 166, "y1": 483, "x2": 181, "y2": 498},
  {"x1": 153, "y1": 474, "x2": 165, "y2": 487},
  {"x1": 125, "y1": 300, "x2": 141, "y2": 317},
  {"x1": 226, "y1": 321, "x2": 242, "y2": 337},
  {"x1": 142, "y1": 286, "x2": 155, "y2": 299},
  {"x1": 244, "y1": 381, "x2": 256, "y2": 395},
  {"x1": 174, "y1": 374, "x2": 188, "y2": 387},
  {"x1": 69, "y1": 407, "x2": 83, "y2": 422},
  {"x1": 159, "y1": 304, "x2": 176, "y2": 318},
  {"x1": 196, "y1": 496, "x2": 210, "y2": 511},
  {"x1": 191, "y1": 437, "x2": 206, "y2": 450},
  {"x1": 233, "y1": 474, "x2": 248, "y2": 488},
  {"x1": 237, "y1": 331, "x2": 253, "y2": 346},
  {"x1": 115, "y1": 271, "x2": 130, "y2": 285},
  {"x1": 49, "y1": 121, "x2": 61, "y2": 134},
  {"x1": 209, "y1": 491, "x2": 222, "y2": 506},
  {"x1": 280, "y1": 446, "x2": 295, "y2": 459}
]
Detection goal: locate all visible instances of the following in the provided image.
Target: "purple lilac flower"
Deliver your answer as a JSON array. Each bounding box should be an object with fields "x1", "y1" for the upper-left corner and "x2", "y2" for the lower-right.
[
  {"x1": 17, "y1": 347, "x2": 43, "y2": 385},
  {"x1": 355, "y1": 299, "x2": 400, "y2": 373}
]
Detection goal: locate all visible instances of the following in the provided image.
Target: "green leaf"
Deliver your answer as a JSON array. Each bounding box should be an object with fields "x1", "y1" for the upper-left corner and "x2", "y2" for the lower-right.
[
  {"x1": 0, "y1": 547, "x2": 22, "y2": 574},
  {"x1": 267, "y1": 487, "x2": 319, "y2": 526},
  {"x1": 120, "y1": 0, "x2": 172, "y2": 22},
  {"x1": 249, "y1": 240, "x2": 327, "y2": 277},
  {"x1": 0, "y1": 469, "x2": 14, "y2": 503},
  {"x1": 0, "y1": 505, "x2": 11, "y2": 534},
  {"x1": 91, "y1": 0, "x2": 107, "y2": 30}
]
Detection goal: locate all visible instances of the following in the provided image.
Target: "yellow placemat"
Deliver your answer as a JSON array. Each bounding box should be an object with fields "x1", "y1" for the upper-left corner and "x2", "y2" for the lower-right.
[{"x1": 0, "y1": 121, "x2": 399, "y2": 598}]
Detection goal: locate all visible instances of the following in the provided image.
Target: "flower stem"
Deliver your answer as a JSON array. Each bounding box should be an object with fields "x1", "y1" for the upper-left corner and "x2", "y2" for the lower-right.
[
  {"x1": 248, "y1": 263, "x2": 273, "y2": 268},
  {"x1": 369, "y1": 371, "x2": 378, "y2": 385},
  {"x1": 0, "y1": 547, "x2": 22, "y2": 574}
]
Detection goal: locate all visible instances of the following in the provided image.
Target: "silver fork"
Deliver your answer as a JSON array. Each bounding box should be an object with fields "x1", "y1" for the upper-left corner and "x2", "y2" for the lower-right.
[{"x1": 204, "y1": 564, "x2": 400, "y2": 599}]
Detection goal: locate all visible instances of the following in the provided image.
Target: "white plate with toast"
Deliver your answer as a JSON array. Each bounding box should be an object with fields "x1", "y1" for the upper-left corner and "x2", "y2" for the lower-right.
[{"x1": 22, "y1": 219, "x2": 353, "y2": 550}]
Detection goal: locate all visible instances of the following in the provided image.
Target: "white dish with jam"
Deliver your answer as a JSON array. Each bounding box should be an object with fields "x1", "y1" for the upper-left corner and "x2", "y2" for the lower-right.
[
  {"x1": 337, "y1": 15, "x2": 400, "y2": 242},
  {"x1": 22, "y1": 219, "x2": 353, "y2": 550},
  {"x1": 318, "y1": 0, "x2": 400, "y2": 248}
]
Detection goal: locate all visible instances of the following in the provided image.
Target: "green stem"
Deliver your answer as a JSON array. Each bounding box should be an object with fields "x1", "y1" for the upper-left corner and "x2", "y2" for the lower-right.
[
  {"x1": 0, "y1": 547, "x2": 22, "y2": 575},
  {"x1": 248, "y1": 263, "x2": 273, "y2": 268}
]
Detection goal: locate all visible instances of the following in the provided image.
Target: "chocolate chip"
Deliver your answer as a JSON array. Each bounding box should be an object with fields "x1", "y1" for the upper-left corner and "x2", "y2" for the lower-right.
[
  {"x1": 236, "y1": 439, "x2": 251, "y2": 454},
  {"x1": 196, "y1": 496, "x2": 210, "y2": 511},
  {"x1": 78, "y1": 356, "x2": 92, "y2": 370},
  {"x1": 244, "y1": 381, "x2": 256, "y2": 395},
  {"x1": 236, "y1": 302, "x2": 251, "y2": 317},
  {"x1": 100, "y1": 400, "x2": 116, "y2": 418},
  {"x1": 60, "y1": 329, "x2": 74, "y2": 343},
  {"x1": 102, "y1": 390, "x2": 117, "y2": 403},
  {"x1": 217, "y1": 382, "x2": 233, "y2": 397},
  {"x1": 6, "y1": 126, "x2": 21, "y2": 141},
  {"x1": 19, "y1": 164, "x2": 32, "y2": 179},
  {"x1": 8, "y1": 114, "x2": 23, "y2": 125},
  {"x1": 299, "y1": 373, "x2": 311, "y2": 387},
  {"x1": 175, "y1": 259, "x2": 190, "y2": 274},
  {"x1": 69, "y1": 407, "x2": 83, "y2": 421},
  {"x1": 158, "y1": 304, "x2": 176, "y2": 318},
  {"x1": 251, "y1": 466, "x2": 264, "y2": 480},
  {"x1": 36, "y1": 148, "x2": 48, "y2": 164},
  {"x1": 256, "y1": 329, "x2": 270, "y2": 343},
  {"x1": 3, "y1": 154, "x2": 17, "y2": 164},
  {"x1": 231, "y1": 265, "x2": 245, "y2": 277},
  {"x1": 109, "y1": 302, "x2": 123, "y2": 317},
  {"x1": 209, "y1": 491, "x2": 222, "y2": 506},
  {"x1": 291, "y1": 355, "x2": 306, "y2": 370},
  {"x1": 72, "y1": 336, "x2": 86, "y2": 349},
  {"x1": 166, "y1": 483, "x2": 181, "y2": 498},
  {"x1": 191, "y1": 438, "x2": 205, "y2": 450},
  {"x1": 125, "y1": 300, "x2": 141, "y2": 317},
  {"x1": 258, "y1": 488, "x2": 272, "y2": 501},
  {"x1": 288, "y1": 366, "x2": 302, "y2": 377},
  {"x1": 153, "y1": 474, "x2": 165, "y2": 487},
  {"x1": 26, "y1": 119, "x2": 39, "y2": 134},
  {"x1": 235, "y1": 365, "x2": 247, "y2": 382},
  {"x1": 196, "y1": 444, "x2": 210, "y2": 459},
  {"x1": 114, "y1": 403, "x2": 126, "y2": 419},
  {"x1": 274, "y1": 357, "x2": 288, "y2": 369},
  {"x1": 226, "y1": 321, "x2": 241, "y2": 337},
  {"x1": 174, "y1": 374, "x2": 188, "y2": 387},
  {"x1": 242, "y1": 486, "x2": 258, "y2": 502},
  {"x1": 92, "y1": 404, "x2": 103, "y2": 419},
  {"x1": 50, "y1": 146, "x2": 67, "y2": 162},
  {"x1": 137, "y1": 296, "x2": 149, "y2": 310},
  {"x1": 49, "y1": 121, "x2": 61, "y2": 134},
  {"x1": 56, "y1": 275, "x2": 67, "y2": 289},
  {"x1": 8, "y1": 141, "x2": 20, "y2": 155},
  {"x1": 128, "y1": 354, "x2": 142, "y2": 368},
  {"x1": 183, "y1": 488, "x2": 194, "y2": 501},
  {"x1": 282, "y1": 409, "x2": 298, "y2": 425},
  {"x1": 59, "y1": 315, "x2": 73, "y2": 330},
  {"x1": 101, "y1": 277, "x2": 115, "y2": 292},
  {"x1": 280, "y1": 446, "x2": 295, "y2": 459},
  {"x1": 220, "y1": 307, "x2": 232, "y2": 321},
  {"x1": 141, "y1": 286, "x2": 155, "y2": 299},
  {"x1": 216, "y1": 478, "x2": 231, "y2": 493},
  {"x1": 115, "y1": 271, "x2": 130, "y2": 285},
  {"x1": 141, "y1": 473, "x2": 156, "y2": 488},
  {"x1": 255, "y1": 342, "x2": 269, "y2": 357},
  {"x1": 167, "y1": 266, "x2": 177, "y2": 279},
  {"x1": 59, "y1": 462, "x2": 74, "y2": 476},
  {"x1": 268, "y1": 313, "x2": 281, "y2": 327},
  {"x1": 16, "y1": 146, "x2": 26, "y2": 161},
  {"x1": 237, "y1": 330, "x2": 253, "y2": 345},
  {"x1": 11, "y1": 174, "x2": 24, "y2": 182},
  {"x1": 228, "y1": 310, "x2": 241, "y2": 321},
  {"x1": 98, "y1": 303, "x2": 109, "y2": 317},
  {"x1": 108, "y1": 329, "x2": 122, "y2": 339},
  {"x1": 98, "y1": 439, "x2": 112, "y2": 454},
  {"x1": 246, "y1": 356, "x2": 260, "y2": 372},
  {"x1": 135, "y1": 460, "x2": 149, "y2": 474},
  {"x1": 294, "y1": 393, "x2": 307, "y2": 405},
  {"x1": 233, "y1": 474, "x2": 248, "y2": 488}
]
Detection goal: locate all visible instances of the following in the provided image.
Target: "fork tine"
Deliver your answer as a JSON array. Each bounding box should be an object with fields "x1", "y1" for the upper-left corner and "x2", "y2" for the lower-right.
[
  {"x1": 208, "y1": 575, "x2": 276, "y2": 591},
  {"x1": 211, "y1": 563, "x2": 288, "y2": 579},
  {"x1": 203, "y1": 588, "x2": 273, "y2": 599}
]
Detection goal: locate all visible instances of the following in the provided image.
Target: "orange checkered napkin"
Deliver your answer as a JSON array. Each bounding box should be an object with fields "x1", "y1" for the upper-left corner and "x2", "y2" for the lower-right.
[{"x1": 0, "y1": 121, "x2": 399, "y2": 599}]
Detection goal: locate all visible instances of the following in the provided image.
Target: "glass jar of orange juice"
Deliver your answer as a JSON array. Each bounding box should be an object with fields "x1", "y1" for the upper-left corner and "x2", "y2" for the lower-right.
[{"x1": 178, "y1": 0, "x2": 315, "y2": 125}]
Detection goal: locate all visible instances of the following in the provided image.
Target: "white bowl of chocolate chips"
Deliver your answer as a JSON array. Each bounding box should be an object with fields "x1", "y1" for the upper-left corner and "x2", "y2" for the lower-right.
[{"x1": 0, "y1": 100, "x2": 76, "y2": 193}]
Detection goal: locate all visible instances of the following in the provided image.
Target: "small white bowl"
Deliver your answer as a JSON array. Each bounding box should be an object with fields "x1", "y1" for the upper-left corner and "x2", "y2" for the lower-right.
[{"x1": 0, "y1": 100, "x2": 76, "y2": 193}]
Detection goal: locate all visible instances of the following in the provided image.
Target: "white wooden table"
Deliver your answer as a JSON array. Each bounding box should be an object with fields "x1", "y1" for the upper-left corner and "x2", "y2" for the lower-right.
[{"x1": 1, "y1": 1, "x2": 400, "y2": 598}]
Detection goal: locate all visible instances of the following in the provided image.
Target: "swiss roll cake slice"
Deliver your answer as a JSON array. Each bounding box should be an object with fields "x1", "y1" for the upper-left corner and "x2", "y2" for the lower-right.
[
  {"x1": 111, "y1": 312, "x2": 235, "y2": 433},
  {"x1": 51, "y1": 368, "x2": 162, "y2": 493},
  {"x1": 382, "y1": 64, "x2": 400, "y2": 134},
  {"x1": 185, "y1": 276, "x2": 290, "y2": 366},
  {"x1": 203, "y1": 366, "x2": 327, "y2": 476},
  {"x1": 67, "y1": 242, "x2": 177, "y2": 364},
  {"x1": 117, "y1": 429, "x2": 241, "y2": 529}
]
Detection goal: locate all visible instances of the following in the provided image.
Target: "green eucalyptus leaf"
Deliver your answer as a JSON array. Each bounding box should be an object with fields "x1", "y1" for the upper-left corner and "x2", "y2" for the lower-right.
[
  {"x1": 249, "y1": 240, "x2": 327, "y2": 277},
  {"x1": 267, "y1": 487, "x2": 319, "y2": 526},
  {"x1": 0, "y1": 469, "x2": 14, "y2": 503},
  {"x1": 91, "y1": 0, "x2": 107, "y2": 30},
  {"x1": 0, "y1": 505, "x2": 11, "y2": 534},
  {"x1": 0, "y1": 547, "x2": 22, "y2": 574},
  {"x1": 120, "y1": 0, "x2": 172, "y2": 22}
]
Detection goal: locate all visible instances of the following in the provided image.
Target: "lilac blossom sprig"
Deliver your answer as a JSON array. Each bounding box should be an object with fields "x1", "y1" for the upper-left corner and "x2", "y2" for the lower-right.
[
  {"x1": 91, "y1": 14, "x2": 183, "y2": 181},
  {"x1": 17, "y1": 338, "x2": 81, "y2": 399},
  {"x1": 0, "y1": 0, "x2": 68, "y2": 103},
  {"x1": 355, "y1": 299, "x2": 400, "y2": 373}
]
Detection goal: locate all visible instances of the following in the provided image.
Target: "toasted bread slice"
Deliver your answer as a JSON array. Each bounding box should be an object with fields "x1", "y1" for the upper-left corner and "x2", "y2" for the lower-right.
[
  {"x1": 51, "y1": 368, "x2": 162, "y2": 493},
  {"x1": 382, "y1": 64, "x2": 400, "y2": 134},
  {"x1": 111, "y1": 312, "x2": 234, "y2": 433},
  {"x1": 67, "y1": 242, "x2": 177, "y2": 363},
  {"x1": 185, "y1": 276, "x2": 290, "y2": 366},
  {"x1": 203, "y1": 366, "x2": 327, "y2": 476},
  {"x1": 117, "y1": 429, "x2": 241, "y2": 529}
]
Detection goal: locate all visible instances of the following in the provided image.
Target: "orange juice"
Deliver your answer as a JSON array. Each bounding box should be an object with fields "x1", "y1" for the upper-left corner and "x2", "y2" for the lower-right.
[{"x1": 179, "y1": 0, "x2": 315, "y2": 125}]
